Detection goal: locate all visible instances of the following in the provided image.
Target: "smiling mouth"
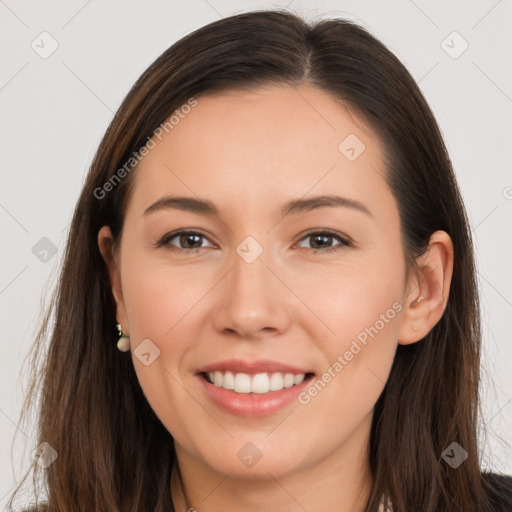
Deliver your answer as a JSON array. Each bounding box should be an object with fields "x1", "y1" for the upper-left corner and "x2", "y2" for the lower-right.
[{"x1": 200, "y1": 371, "x2": 315, "y2": 394}]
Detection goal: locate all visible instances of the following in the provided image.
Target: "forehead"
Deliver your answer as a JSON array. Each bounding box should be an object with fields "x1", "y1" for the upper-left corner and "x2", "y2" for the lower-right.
[{"x1": 129, "y1": 84, "x2": 392, "y2": 218}]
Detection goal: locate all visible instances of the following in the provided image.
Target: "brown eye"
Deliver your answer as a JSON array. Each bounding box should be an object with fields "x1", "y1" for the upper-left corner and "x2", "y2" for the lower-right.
[
  {"x1": 156, "y1": 230, "x2": 214, "y2": 252},
  {"x1": 297, "y1": 230, "x2": 352, "y2": 252}
]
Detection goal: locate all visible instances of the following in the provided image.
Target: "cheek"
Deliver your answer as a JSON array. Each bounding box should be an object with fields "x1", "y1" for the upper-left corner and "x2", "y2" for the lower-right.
[
  {"x1": 119, "y1": 249, "x2": 203, "y2": 432},
  {"x1": 296, "y1": 253, "x2": 404, "y2": 345},
  {"x1": 297, "y1": 251, "x2": 404, "y2": 402},
  {"x1": 120, "y1": 248, "x2": 212, "y2": 341}
]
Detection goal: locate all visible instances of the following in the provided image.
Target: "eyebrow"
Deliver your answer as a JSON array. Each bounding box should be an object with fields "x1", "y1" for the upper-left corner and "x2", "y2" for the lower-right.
[{"x1": 144, "y1": 194, "x2": 372, "y2": 218}]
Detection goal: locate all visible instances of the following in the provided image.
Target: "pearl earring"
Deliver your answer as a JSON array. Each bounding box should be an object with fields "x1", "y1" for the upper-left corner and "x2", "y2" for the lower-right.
[{"x1": 116, "y1": 323, "x2": 130, "y2": 352}]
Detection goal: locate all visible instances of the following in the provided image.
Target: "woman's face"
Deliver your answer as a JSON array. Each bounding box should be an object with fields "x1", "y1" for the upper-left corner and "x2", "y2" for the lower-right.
[{"x1": 103, "y1": 85, "x2": 416, "y2": 479}]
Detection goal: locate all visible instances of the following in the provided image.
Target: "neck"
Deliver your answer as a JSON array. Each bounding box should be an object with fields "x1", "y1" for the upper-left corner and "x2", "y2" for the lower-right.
[{"x1": 171, "y1": 461, "x2": 192, "y2": 511}]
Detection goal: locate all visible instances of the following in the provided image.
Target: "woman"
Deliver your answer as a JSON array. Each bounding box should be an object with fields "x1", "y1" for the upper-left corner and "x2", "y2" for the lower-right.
[{"x1": 8, "y1": 9, "x2": 512, "y2": 512}]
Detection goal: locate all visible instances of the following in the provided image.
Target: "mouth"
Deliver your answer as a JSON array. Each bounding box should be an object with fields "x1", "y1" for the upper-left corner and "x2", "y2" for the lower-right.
[{"x1": 196, "y1": 370, "x2": 316, "y2": 418}]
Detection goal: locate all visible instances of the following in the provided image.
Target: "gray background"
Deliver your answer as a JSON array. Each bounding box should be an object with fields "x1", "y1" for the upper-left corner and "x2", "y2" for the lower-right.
[{"x1": 1, "y1": 0, "x2": 511, "y2": 505}]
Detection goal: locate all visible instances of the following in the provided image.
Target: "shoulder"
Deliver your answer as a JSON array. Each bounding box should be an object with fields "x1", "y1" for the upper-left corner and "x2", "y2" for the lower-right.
[{"x1": 482, "y1": 472, "x2": 512, "y2": 510}]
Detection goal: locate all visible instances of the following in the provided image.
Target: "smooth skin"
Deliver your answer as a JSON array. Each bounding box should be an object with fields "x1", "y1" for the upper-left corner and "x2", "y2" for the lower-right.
[{"x1": 98, "y1": 84, "x2": 453, "y2": 512}]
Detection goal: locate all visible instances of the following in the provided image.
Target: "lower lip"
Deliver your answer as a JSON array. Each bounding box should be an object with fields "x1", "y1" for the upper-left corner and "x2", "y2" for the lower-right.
[{"x1": 197, "y1": 373, "x2": 314, "y2": 418}]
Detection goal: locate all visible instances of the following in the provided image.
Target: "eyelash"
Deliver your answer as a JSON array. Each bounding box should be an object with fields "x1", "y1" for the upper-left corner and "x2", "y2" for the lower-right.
[{"x1": 155, "y1": 229, "x2": 353, "y2": 254}]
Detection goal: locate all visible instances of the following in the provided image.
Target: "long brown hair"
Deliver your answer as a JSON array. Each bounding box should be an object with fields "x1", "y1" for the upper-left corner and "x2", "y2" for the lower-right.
[{"x1": 7, "y1": 9, "x2": 507, "y2": 512}]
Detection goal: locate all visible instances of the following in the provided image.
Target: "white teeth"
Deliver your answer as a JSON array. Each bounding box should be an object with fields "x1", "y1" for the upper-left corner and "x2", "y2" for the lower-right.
[
  {"x1": 283, "y1": 373, "x2": 295, "y2": 388},
  {"x1": 223, "y1": 371, "x2": 235, "y2": 390},
  {"x1": 269, "y1": 372, "x2": 284, "y2": 391},
  {"x1": 205, "y1": 371, "x2": 308, "y2": 394},
  {"x1": 234, "y1": 373, "x2": 252, "y2": 393},
  {"x1": 294, "y1": 373, "x2": 305, "y2": 385},
  {"x1": 251, "y1": 373, "x2": 270, "y2": 394}
]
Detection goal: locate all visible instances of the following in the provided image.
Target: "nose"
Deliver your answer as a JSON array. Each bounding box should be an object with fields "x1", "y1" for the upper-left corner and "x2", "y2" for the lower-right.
[{"x1": 212, "y1": 244, "x2": 293, "y2": 340}]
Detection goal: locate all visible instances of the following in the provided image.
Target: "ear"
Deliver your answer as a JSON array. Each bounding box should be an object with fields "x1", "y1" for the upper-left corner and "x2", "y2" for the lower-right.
[
  {"x1": 97, "y1": 225, "x2": 129, "y2": 332},
  {"x1": 398, "y1": 230, "x2": 454, "y2": 345}
]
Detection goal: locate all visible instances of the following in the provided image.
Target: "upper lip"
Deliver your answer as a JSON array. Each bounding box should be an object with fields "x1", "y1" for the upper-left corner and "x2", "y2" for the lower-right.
[{"x1": 196, "y1": 359, "x2": 314, "y2": 376}]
